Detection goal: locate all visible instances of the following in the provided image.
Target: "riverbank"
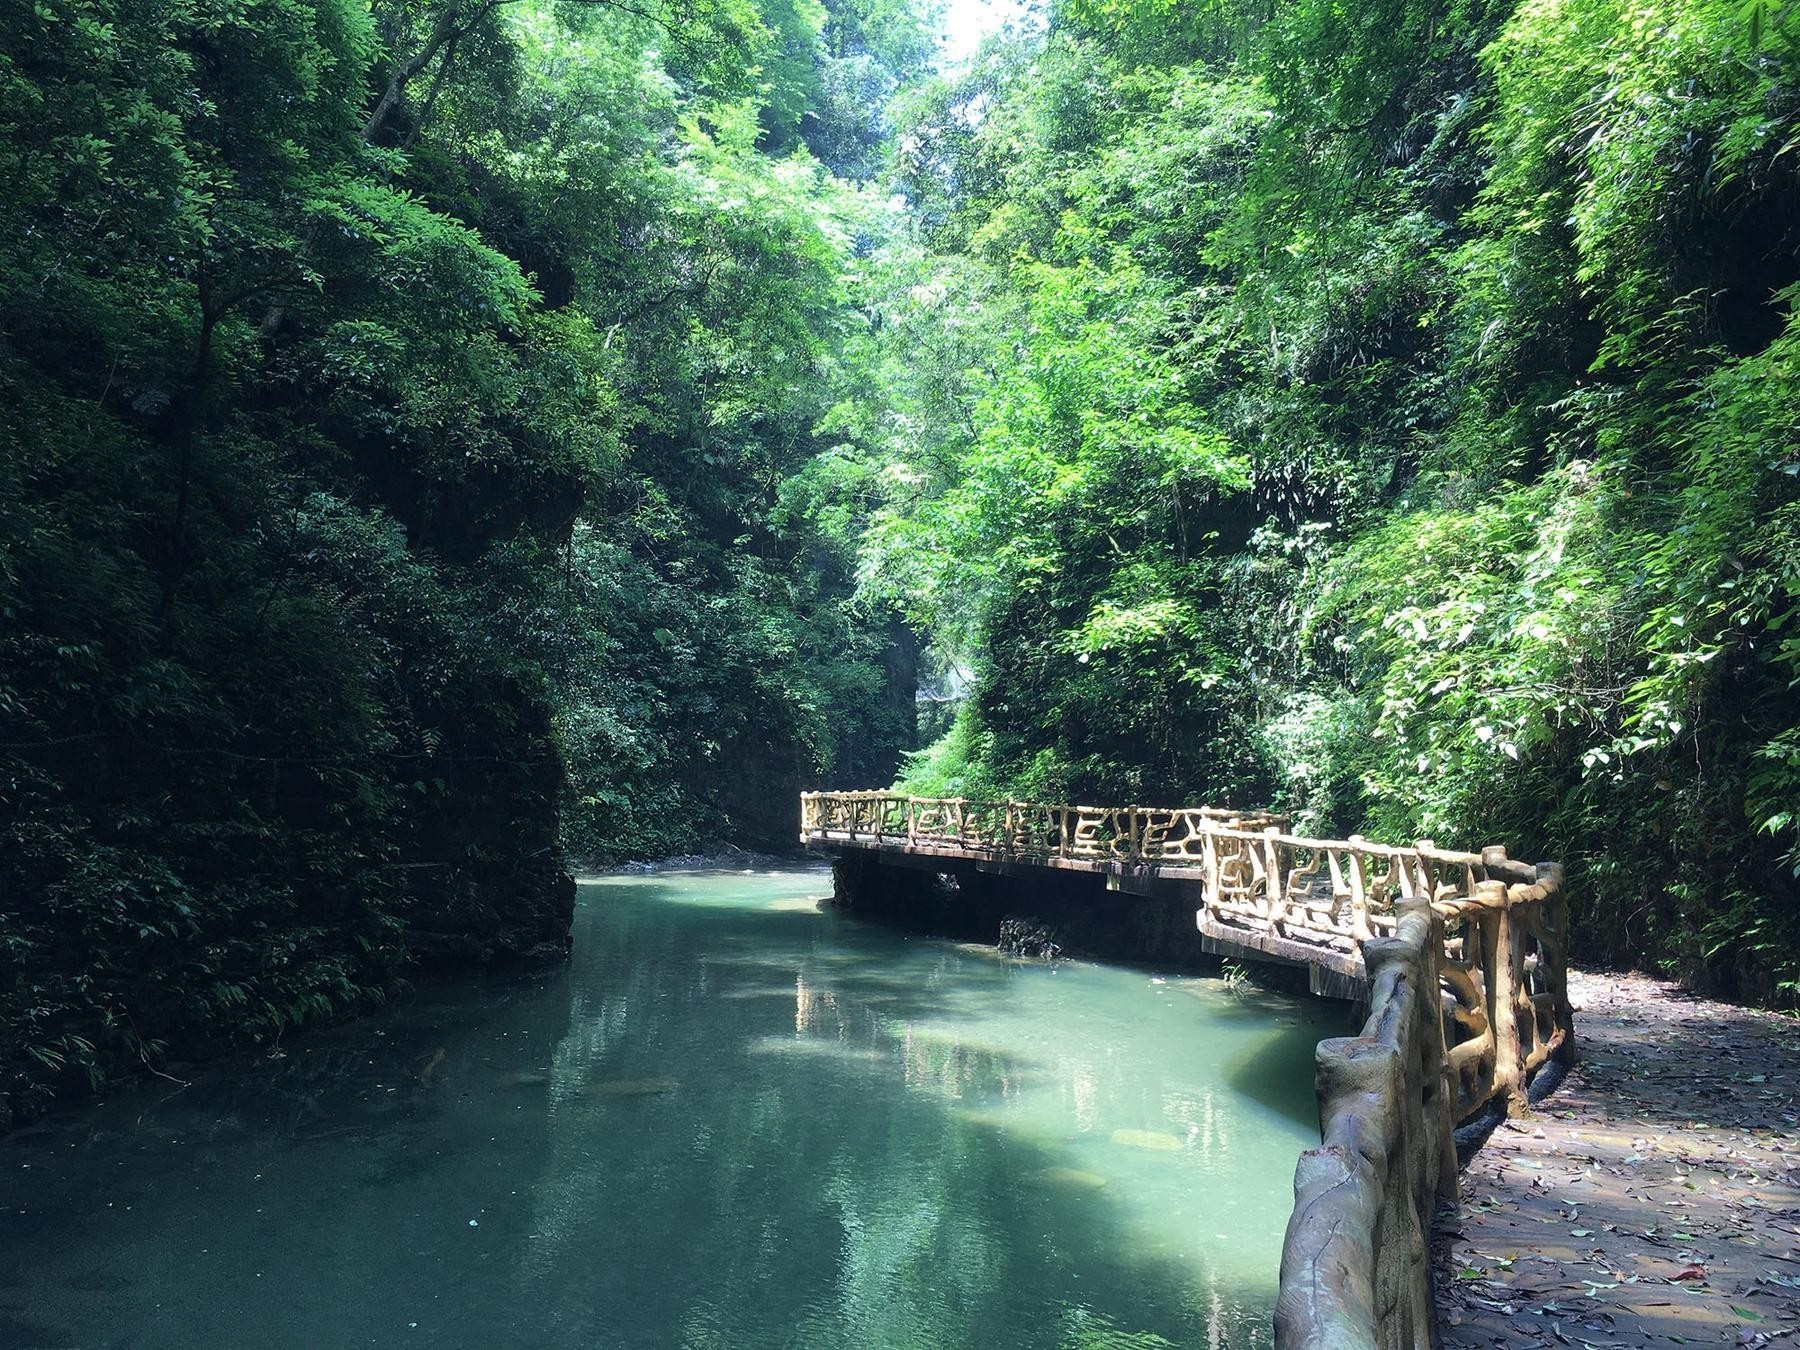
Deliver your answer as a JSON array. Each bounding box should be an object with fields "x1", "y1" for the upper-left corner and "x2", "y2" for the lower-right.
[{"x1": 1434, "y1": 969, "x2": 1800, "y2": 1346}]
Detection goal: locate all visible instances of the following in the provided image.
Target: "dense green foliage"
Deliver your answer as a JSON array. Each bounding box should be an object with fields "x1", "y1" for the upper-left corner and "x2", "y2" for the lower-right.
[
  {"x1": 0, "y1": 0, "x2": 925, "y2": 1124},
  {"x1": 5, "y1": 0, "x2": 1798, "y2": 1128},
  {"x1": 862, "y1": 0, "x2": 1800, "y2": 1000}
]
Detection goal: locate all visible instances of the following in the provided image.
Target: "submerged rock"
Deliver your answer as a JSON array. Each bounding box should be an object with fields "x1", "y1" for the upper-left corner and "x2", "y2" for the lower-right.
[
  {"x1": 1027, "y1": 1167, "x2": 1108, "y2": 1191},
  {"x1": 717, "y1": 985, "x2": 799, "y2": 1000},
  {"x1": 745, "y1": 1037, "x2": 884, "y2": 1063},
  {"x1": 587, "y1": 1077, "x2": 678, "y2": 1097},
  {"x1": 1109, "y1": 1128, "x2": 1184, "y2": 1152},
  {"x1": 998, "y1": 916, "x2": 1062, "y2": 960}
]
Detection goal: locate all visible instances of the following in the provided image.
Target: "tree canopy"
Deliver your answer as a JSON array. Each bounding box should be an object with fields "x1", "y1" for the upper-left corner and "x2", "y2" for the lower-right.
[
  {"x1": 859, "y1": 0, "x2": 1800, "y2": 1001},
  {"x1": 0, "y1": 0, "x2": 925, "y2": 1125},
  {"x1": 2, "y1": 0, "x2": 1797, "y2": 1125}
]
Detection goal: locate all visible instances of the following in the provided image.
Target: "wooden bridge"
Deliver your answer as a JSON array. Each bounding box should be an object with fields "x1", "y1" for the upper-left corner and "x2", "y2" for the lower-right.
[{"x1": 801, "y1": 789, "x2": 1577, "y2": 1350}]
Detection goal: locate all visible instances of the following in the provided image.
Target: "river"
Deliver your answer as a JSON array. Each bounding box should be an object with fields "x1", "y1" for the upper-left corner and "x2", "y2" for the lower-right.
[{"x1": 0, "y1": 867, "x2": 1350, "y2": 1349}]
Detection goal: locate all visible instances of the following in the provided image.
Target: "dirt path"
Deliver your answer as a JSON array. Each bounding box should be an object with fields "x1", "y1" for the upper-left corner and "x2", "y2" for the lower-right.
[{"x1": 1435, "y1": 969, "x2": 1800, "y2": 1348}]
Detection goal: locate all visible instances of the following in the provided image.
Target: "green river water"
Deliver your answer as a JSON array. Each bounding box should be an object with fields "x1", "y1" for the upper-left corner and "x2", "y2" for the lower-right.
[{"x1": 0, "y1": 868, "x2": 1351, "y2": 1349}]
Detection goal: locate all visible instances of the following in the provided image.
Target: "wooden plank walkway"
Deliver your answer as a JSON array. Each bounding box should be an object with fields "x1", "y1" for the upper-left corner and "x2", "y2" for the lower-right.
[{"x1": 1436, "y1": 969, "x2": 1800, "y2": 1347}]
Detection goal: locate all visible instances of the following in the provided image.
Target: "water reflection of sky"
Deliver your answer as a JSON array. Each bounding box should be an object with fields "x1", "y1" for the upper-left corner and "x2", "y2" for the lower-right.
[{"x1": 0, "y1": 868, "x2": 1349, "y2": 1350}]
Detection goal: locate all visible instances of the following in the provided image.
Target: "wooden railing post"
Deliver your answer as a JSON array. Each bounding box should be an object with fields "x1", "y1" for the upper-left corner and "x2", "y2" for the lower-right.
[
  {"x1": 1263, "y1": 826, "x2": 1284, "y2": 926},
  {"x1": 1346, "y1": 836, "x2": 1370, "y2": 941},
  {"x1": 1481, "y1": 879, "x2": 1528, "y2": 1116},
  {"x1": 1414, "y1": 901, "x2": 1460, "y2": 1205},
  {"x1": 1541, "y1": 862, "x2": 1577, "y2": 1065}
]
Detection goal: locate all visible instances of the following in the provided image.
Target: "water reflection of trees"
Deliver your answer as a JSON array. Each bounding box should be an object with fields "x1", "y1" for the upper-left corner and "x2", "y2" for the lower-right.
[
  {"x1": 0, "y1": 879, "x2": 1309, "y2": 1348},
  {"x1": 503, "y1": 882, "x2": 1287, "y2": 1349}
]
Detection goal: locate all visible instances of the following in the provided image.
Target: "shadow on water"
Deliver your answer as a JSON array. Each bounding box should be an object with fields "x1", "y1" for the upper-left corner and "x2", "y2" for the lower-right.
[
  {"x1": 0, "y1": 869, "x2": 1318, "y2": 1350},
  {"x1": 1221, "y1": 1014, "x2": 1339, "y2": 1135}
]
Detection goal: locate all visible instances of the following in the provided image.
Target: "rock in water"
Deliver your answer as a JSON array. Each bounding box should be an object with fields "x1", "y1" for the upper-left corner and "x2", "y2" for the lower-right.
[
  {"x1": 1109, "y1": 1128, "x2": 1184, "y2": 1152},
  {"x1": 1028, "y1": 1167, "x2": 1108, "y2": 1191},
  {"x1": 418, "y1": 1048, "x2": 447, "y2": 1087},
  {"x1": 997, "y1": 916, "x2": 1061, "y2": 960}
]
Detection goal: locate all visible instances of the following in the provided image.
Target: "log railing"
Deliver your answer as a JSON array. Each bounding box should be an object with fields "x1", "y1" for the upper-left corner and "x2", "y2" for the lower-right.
[
  {"x1": 1278, "y1": 899, "x2": 1458, "y2": 1350},
  {"x1": 803, "y1": 791, "x2": 1573, "y2": 1117},
  {"x1": 801, "y1": 790, "x2": 1576, "y2": 1350},
  {"x1": 800, "y1": 789, "x2": 1286, "y2": 860}
]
